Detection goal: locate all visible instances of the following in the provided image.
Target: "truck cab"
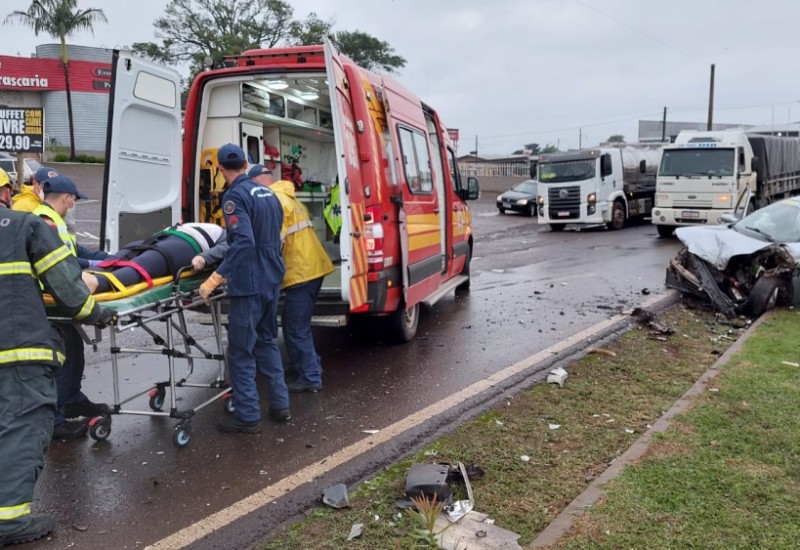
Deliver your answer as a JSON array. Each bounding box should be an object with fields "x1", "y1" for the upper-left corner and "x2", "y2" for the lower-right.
[{"x1": 652, "y1": 130, "x2": 755, "y2": 237}]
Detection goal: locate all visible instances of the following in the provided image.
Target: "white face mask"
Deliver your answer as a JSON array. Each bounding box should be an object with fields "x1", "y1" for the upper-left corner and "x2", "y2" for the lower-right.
[{"x1": 37, "y1": 188, "x2": 44, "y2": 200}]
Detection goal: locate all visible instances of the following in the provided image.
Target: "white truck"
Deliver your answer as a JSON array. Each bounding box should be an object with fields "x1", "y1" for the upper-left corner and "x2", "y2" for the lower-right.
[
  {"x1": 652, "y1": 130, "x2": 800, "y2": 237},
  {"x1": 536, "y1": 145, "x2": 662, "y2": 231}
]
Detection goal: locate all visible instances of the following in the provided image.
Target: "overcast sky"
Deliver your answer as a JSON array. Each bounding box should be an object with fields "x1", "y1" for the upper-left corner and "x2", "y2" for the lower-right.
[{"x1": 4, "y1": 0, "x2": 800, "y2": 154}]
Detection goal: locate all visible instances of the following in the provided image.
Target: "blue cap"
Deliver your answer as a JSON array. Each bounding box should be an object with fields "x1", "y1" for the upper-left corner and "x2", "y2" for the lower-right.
[
  {"x1": 34, "y1": 166, "x2": 59, "y2": 183},
  {"x1": 247, "y1": 164, "x2": 273, "y2": 179},
  {"x1": 217, "y1": 144, "x2": 246, "y2": 164},
  {"x1": 42, "y1": 175, "x2": 87, "y2": 200}
]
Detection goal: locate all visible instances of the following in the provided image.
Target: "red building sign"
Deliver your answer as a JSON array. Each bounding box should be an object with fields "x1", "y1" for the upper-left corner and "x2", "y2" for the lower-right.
[{"x1": 0, "y1": 55, "x2": 112, "y2": 93}]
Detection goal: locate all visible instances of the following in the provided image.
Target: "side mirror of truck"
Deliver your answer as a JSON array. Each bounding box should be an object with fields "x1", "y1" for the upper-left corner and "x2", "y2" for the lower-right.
[
  {"x1": 465, "y1": 176, "x2": 480, "y2": 200},
  {"x1": 600, "y1": 154, "x2": 612, "y2": 178},
  {"x1": 639, "y1": 159, "x2": 647, "y2": 174},
  {"x1": 751, "y1": 157, "x2": 760, "y2": 173}
]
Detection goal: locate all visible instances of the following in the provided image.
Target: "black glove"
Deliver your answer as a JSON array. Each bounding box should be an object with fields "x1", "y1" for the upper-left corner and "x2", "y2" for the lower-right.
[{"x1": 91, "y1": 307, "x2": 117, "y2": 328}]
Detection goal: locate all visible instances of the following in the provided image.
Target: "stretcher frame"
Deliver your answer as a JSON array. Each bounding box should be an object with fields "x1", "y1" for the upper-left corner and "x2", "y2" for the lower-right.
[{"x1": 48, "y1": 270, "x2": 231, "y2": 447}]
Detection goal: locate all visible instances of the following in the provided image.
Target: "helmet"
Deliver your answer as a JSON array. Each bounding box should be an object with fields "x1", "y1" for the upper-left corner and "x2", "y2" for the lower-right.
[{"x1": 0, "y1": 167, "x2": 11, "y2": 189}]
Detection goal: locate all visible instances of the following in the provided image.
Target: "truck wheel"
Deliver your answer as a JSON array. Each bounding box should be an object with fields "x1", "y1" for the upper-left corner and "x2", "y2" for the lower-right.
[
  {"x1": 456, "y1": 246, "x2": 471, "y2": 292},
  {"x1": 657, "y1": 224, "x2": 674, "y2": 238},
  {"x1": 549, "y1": 224, "x2": 565, "y2": 232},
  {"x1": 744, "y1": 276, "x2": 781, "y2": 317},
  {"x1": 386, "y1": 301, "x2": 419, "y2": 343},
  {"x1": 607, "y1": 200, "x2": 625, "y2": 230}
]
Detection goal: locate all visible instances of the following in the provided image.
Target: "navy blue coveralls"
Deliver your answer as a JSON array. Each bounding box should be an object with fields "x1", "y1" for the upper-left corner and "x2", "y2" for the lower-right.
[{"x1": 215, "y1": 174, "x2": 287, "y2": 422}]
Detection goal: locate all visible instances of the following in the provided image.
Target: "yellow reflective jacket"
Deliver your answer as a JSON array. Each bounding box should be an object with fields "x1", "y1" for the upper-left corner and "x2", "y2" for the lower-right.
[
  {"x1": 271, "y1": 180, "x2": 334, "y2": 289},
  {"x1": 11, "y1": 184, "x2": 42, "y2": 213}
]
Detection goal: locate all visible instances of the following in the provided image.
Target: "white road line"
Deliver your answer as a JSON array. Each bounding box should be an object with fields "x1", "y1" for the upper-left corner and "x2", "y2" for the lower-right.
[
  {"x1": 145, "y1": 292, "x2": 670, "y2": 550},
  {"x1": 76, "y1": 231, "x2": 99, "y2": 240}
]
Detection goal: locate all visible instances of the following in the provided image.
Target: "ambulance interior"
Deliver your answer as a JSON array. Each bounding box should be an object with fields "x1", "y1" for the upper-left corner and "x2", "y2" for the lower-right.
[{"x1": 195, "y1": 75, "x2": 342, "y2": 293}]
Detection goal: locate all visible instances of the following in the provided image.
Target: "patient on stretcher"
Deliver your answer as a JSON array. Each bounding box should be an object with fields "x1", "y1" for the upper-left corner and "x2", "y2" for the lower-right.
[{"x1": 82, "y1": 223, "x2": 224, "y2": 295}]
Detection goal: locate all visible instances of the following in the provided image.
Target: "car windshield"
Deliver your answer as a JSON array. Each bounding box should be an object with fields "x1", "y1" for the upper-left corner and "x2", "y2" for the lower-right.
[
  {"x1": 659, "y1": 148, "x2": 734, "y2": 177},
  {"x1": 538, "y1": 159, "x2": 595, "y2": 183},
  {"x1": 0, "y1": 159, "x2": 15, "y2": 173},
  {"x1": 734, "y1": 199, "x2": 800, "y2": 242},
  {"x1": 511, "y1": 180, "x2": 537, "y2": 194},
  {"x1": 24, "y1": 158, "x2": 43, "y2": 172}
]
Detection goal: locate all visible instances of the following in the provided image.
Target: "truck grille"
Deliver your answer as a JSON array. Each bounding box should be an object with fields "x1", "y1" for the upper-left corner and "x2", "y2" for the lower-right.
[
  {"x1": 673, "y1": 200, "x2": 713, "y2": 209},
  {"x1": 548, "y1": 186, "x2": 580, "y2": 208}
]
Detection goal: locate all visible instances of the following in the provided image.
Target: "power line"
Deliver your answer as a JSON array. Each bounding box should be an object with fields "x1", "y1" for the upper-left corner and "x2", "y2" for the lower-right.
[
  {"x1": 572, "y1": 0, "x2": 707, "y2": 65},
  {"x1": 476, "y1": 111, "x2": 661, "y2": 141}
]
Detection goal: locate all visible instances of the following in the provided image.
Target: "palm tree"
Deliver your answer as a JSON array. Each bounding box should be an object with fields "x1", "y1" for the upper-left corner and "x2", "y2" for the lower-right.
[{"x1": 5, "y1": 0, "x2": 107, "y2": 161}]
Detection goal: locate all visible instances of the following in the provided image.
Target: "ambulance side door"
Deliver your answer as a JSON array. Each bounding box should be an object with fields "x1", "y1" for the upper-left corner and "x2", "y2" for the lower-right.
[{"x1": 100, "y1": 50, "x2": 183, "y2": 252}]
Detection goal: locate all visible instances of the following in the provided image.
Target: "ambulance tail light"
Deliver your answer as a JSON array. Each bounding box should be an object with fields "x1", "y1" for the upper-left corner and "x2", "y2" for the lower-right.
[{"x1": 364, "y1": 205, "x2": 385, "y2": 271}]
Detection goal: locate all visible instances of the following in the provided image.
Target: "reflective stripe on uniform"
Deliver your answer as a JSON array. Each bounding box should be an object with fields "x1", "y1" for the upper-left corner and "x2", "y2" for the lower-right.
[
  {"x1": 75, "y1": 295, "x2": 97, "y2": 320},
  {"x1": 284, "y1": 219, "x2": 314, "y2": 237},
  {"x1": 0, "y1": 262, "x2": 34, "y2": 277},
  {"x1": 0, "y1": 348, "x2": 62, "y2": 366},
  {"x1": 0, "y1": 502, "x2": 31, "y2": 521},
  {"x1": 33, "y1": 244, "x2": 71, "y2": 275}
]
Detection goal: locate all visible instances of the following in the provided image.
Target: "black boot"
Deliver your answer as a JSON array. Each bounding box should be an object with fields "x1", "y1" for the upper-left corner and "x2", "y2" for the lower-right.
[
  {"x1": 62, "y1": 399, "x2": 110, "y2": 419},
  {"x1": 52, "y1": 420, "x2": 87, "y2": 440},
  {"x1": 0, "y1": 515, "x2": 56, "y2": 546}
]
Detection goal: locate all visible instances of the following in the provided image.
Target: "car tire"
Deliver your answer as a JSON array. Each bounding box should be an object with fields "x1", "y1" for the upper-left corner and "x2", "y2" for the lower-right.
[
  {"x1": 526, "y1": 205, "x2": 535, "y2": 217},
  {"x1": 656, "y1": 224, "x2": 674, "y2": 238},
  {"x1": 744, "y1": 276, "x2": 781, "y2": 317},
  {"x1": 386, "y1": 301, "x2": 419, "y2": 343},
  {"x1": 498, "y1": 207, "x2": 505, "y2": 215},
  {"x1": 550, "y1": 223, "x2": 565, "y2": 232}
]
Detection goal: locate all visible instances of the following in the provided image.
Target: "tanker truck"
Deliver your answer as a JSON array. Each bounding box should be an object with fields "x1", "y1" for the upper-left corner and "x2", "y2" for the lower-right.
[
  {"x1": 536, "y1": 144, "x2": 663, "y2": 231},
  {"x1": 652, "y1": 130, "x2": 800, "y2": 237}
]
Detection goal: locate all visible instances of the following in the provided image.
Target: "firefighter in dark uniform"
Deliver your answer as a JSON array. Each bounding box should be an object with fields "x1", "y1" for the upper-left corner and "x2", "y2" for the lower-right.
[
  {"x1": 199, "y1": 144, "x2": 288, "y2": 433},
  {"x1": 0, "y1": 176, "x2": 113, "y2": 546}
]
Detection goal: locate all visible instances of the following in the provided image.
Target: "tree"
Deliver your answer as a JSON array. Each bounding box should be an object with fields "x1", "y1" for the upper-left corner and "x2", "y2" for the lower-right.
[
  {"x1": 541, "y1": 144, "x2": 559, "y2": 154},
  {"x1": 524, "y1": 143, "x2": 540, "y2": 155},
  {"x1": 607, "y1": 134, "x2": 625, "y2": 143},
  {"x1": 6, "y1": 0, "x2": 107, "y2": 161},
  {"x1": 133, "y1": 0, "x2": 405, "y2": 85}
]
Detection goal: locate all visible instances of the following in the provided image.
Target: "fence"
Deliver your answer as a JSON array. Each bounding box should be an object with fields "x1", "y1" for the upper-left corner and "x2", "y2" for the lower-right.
[{"x1": 458, "y1": 160, "x2": 531, "y2": 178}]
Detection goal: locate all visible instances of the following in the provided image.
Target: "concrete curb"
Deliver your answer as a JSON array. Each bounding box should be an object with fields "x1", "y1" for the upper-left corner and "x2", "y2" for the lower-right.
[{"x1": 529, "y1": 310, "x2": 772, "y2": 549}]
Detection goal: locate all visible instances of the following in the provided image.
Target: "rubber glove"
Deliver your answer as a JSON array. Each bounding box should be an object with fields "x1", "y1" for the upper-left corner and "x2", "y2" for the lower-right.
[
  {"x1": 199, "y1": 272, "x2": 226, "y2": 304},
  {"x1": 191, "y1": 255, "x2": 207, "y2": 271}
]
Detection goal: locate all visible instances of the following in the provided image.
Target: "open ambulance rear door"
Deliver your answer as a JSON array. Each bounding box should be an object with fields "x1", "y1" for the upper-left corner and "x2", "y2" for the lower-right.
[
  {"x1": 324, "y1": 40, "x2": 369, "y2": 311},
  {"x1": 100, "y1": 50, "x2": 183, "y2": 252}
]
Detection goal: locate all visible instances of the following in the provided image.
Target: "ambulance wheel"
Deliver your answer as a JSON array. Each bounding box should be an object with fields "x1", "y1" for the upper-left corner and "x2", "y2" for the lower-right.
[
  {"x1": 657, "y1": 225, "x2": 674, "y2": 238},
  {"x1": 456, "y1": 246, "x2": 471, "y2": 291},
  {"x1": 550, "y1": 223, "x2": 565, "y2": 232},
  {"x1": 387, "y1": 302, "x2": 419, "y2": 343},
  {"x1": 223, "y1": 394, "x2": 235, "y2": 415},
  {"x1": 607, "y1": 200, "x2": 626, "y2": 230},
  {"x1": 149, "y1": 388, "x2": 166, "y2": 411},
  {"x1": 744, "y1": 276, "x2": 781, "y2": 317},
  {"x1": 173, "y1": 423, "x2": 191, "y2": 447},
  {"x1": 89, "y1": 418, "x2": 111, "y2": 442}
]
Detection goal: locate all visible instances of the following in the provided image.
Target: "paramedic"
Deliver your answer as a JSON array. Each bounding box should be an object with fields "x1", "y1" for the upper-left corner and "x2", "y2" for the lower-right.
[
  {"x1": 12, "y1": 166, "x2": 58, "y2": 213},
  {"x1": 248, "y1": 164, "x2": 334, "y2": 392},
  {"x1": 0, "y1": 175, "x2": 114, "y2": 546},
  {"x1": 199, "y1": 144, "x2": 288, "y2": 433},
  {"x1": 34, "y1": 175, "x2": 112, "y2": 439}
]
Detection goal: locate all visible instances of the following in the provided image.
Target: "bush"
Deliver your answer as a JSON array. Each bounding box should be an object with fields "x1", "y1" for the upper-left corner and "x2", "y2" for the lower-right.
[{"x1": 53, "y1": 153, "x2": 69, "y2": 162}]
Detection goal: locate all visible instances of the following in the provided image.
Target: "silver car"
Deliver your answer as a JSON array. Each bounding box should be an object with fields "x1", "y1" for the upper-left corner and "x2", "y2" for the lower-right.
[
  {"x1": 0, "y1": 154, "x2": 43, "y2": 184},
  {"x1": 666, "y1": 197, "x2": 800, "y2": 317}
]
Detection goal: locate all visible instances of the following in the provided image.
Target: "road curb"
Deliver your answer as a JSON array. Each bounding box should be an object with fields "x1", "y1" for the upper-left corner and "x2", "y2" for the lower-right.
[{"x1": 529, "y1": 309, "x2": 771, "y2": 549}]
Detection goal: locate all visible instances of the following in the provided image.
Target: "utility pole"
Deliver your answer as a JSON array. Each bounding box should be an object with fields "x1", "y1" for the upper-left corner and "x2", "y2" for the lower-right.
[
  {"x1": 707, "y1": 64, "x2": 715, "y2": 131},
  {"x1": 474, "y1": 134, "x2": 478, "y2": 158},
  {"x1": 661, "y1": 106, "x2": 668, "y2": 142},
  {"x1": 579, "y1": 128, "x2": 582, "y2": 149}
]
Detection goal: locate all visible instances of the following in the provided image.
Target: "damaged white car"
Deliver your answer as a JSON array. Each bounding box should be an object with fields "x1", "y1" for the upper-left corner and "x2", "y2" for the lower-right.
[{"x1": 666, "y1": 197, "x2": 800, "y2": 318}]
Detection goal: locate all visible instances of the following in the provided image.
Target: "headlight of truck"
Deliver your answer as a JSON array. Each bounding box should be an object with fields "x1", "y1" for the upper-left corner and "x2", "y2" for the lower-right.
[
  {"x1": 537, "y1": 196, "x2": 544, "y2": 205},
  {"x1": 587, "y1": 193, "x2": 596, "y2": 203},
  {"x1": 516, "y1": 199, "x2": 528, "y2": 205}
]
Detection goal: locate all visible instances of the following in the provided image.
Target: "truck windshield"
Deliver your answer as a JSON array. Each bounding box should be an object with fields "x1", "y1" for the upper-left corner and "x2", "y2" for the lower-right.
[
  {"x1": 538, "y1": 159, "x2": 595, "y2": 183},
  {"x1": 659, "y1": 148, "x2": 734, "y2": 177}
]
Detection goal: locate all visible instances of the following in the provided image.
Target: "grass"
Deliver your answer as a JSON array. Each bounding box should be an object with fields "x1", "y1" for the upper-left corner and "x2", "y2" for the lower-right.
[
  {"x1": 553, "y1": 310, "x2": 800, "y2": 549},
  {"x1": 261, "y1": 305, "x2": 760, "y2": 549}
]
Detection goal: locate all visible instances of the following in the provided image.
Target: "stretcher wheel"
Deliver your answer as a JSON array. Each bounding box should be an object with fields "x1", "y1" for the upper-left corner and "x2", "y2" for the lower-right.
[
  {"x1": 89, "y1": 417, "x2": 111, "y2": 441},
  {"x1": 172, "y1": 423, "x2": 191, "y2": 447},
  {"x1": 149, "y1": 388, "x2": 166, "y2": 411},
  {"x1": 223, "y1": 393, "x2": 235, "y2": 415}
]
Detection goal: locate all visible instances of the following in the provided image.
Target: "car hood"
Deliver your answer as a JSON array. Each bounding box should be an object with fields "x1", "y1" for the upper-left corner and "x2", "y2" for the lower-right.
[
  {"x1": 499, "y1": 190, "x2": 535, "y2": 201},
  {"x1": 675, "y1": 225, "x2": 800, "y2": 270}
]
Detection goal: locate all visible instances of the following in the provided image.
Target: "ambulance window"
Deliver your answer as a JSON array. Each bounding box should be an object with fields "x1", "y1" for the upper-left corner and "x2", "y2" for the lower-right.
[
  {"x1": 398, "y1": 127, "x2": 426, "y2": 194},
  {"x1": 412, "y1": 132, "x2": 433, "y2": 192},
  {"x1": 425, "y1": 113, "x2": 445, "y2": 194},
  {"x1": 447, "y1": 148, "x2": 461, "y2": 193}
]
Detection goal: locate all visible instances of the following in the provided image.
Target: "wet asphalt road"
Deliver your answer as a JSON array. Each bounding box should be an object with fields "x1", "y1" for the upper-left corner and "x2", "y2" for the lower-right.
[{"x1": 26, "y1": 167, "x2": 681, "y2": 549}]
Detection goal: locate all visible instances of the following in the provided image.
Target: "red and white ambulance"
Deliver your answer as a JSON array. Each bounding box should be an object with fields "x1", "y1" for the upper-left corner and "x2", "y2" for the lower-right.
[{"x1": 100, "y1": 42, "x2": 479, "y2": 342}]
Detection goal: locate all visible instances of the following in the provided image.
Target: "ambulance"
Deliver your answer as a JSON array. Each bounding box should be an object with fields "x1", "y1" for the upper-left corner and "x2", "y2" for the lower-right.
[{"x1": 99, "y1": 43, "x2": 479, "y2": 342}]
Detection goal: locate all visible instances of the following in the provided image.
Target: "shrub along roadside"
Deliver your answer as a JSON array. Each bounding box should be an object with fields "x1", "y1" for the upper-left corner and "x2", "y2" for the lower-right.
[
  {"x1": 52, "y1": 153, "x2": 105, "y2": 163},
  {"x1": 262, "y1": 305, "x2": 742, "y2": 549},
  {"x1": 553, "y1": 309, "x2": 800, "y2": 550}
]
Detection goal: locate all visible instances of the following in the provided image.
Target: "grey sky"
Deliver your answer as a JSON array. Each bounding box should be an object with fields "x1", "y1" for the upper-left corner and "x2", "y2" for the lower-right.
[{"x1": 4, "y1": 0, "x2": 800, "y2": 154}]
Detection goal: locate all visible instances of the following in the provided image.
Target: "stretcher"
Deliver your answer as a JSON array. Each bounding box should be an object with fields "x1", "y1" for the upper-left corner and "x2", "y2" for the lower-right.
[{"x1": 47, "y1": 267, "x2": 231, "y2": 447}]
